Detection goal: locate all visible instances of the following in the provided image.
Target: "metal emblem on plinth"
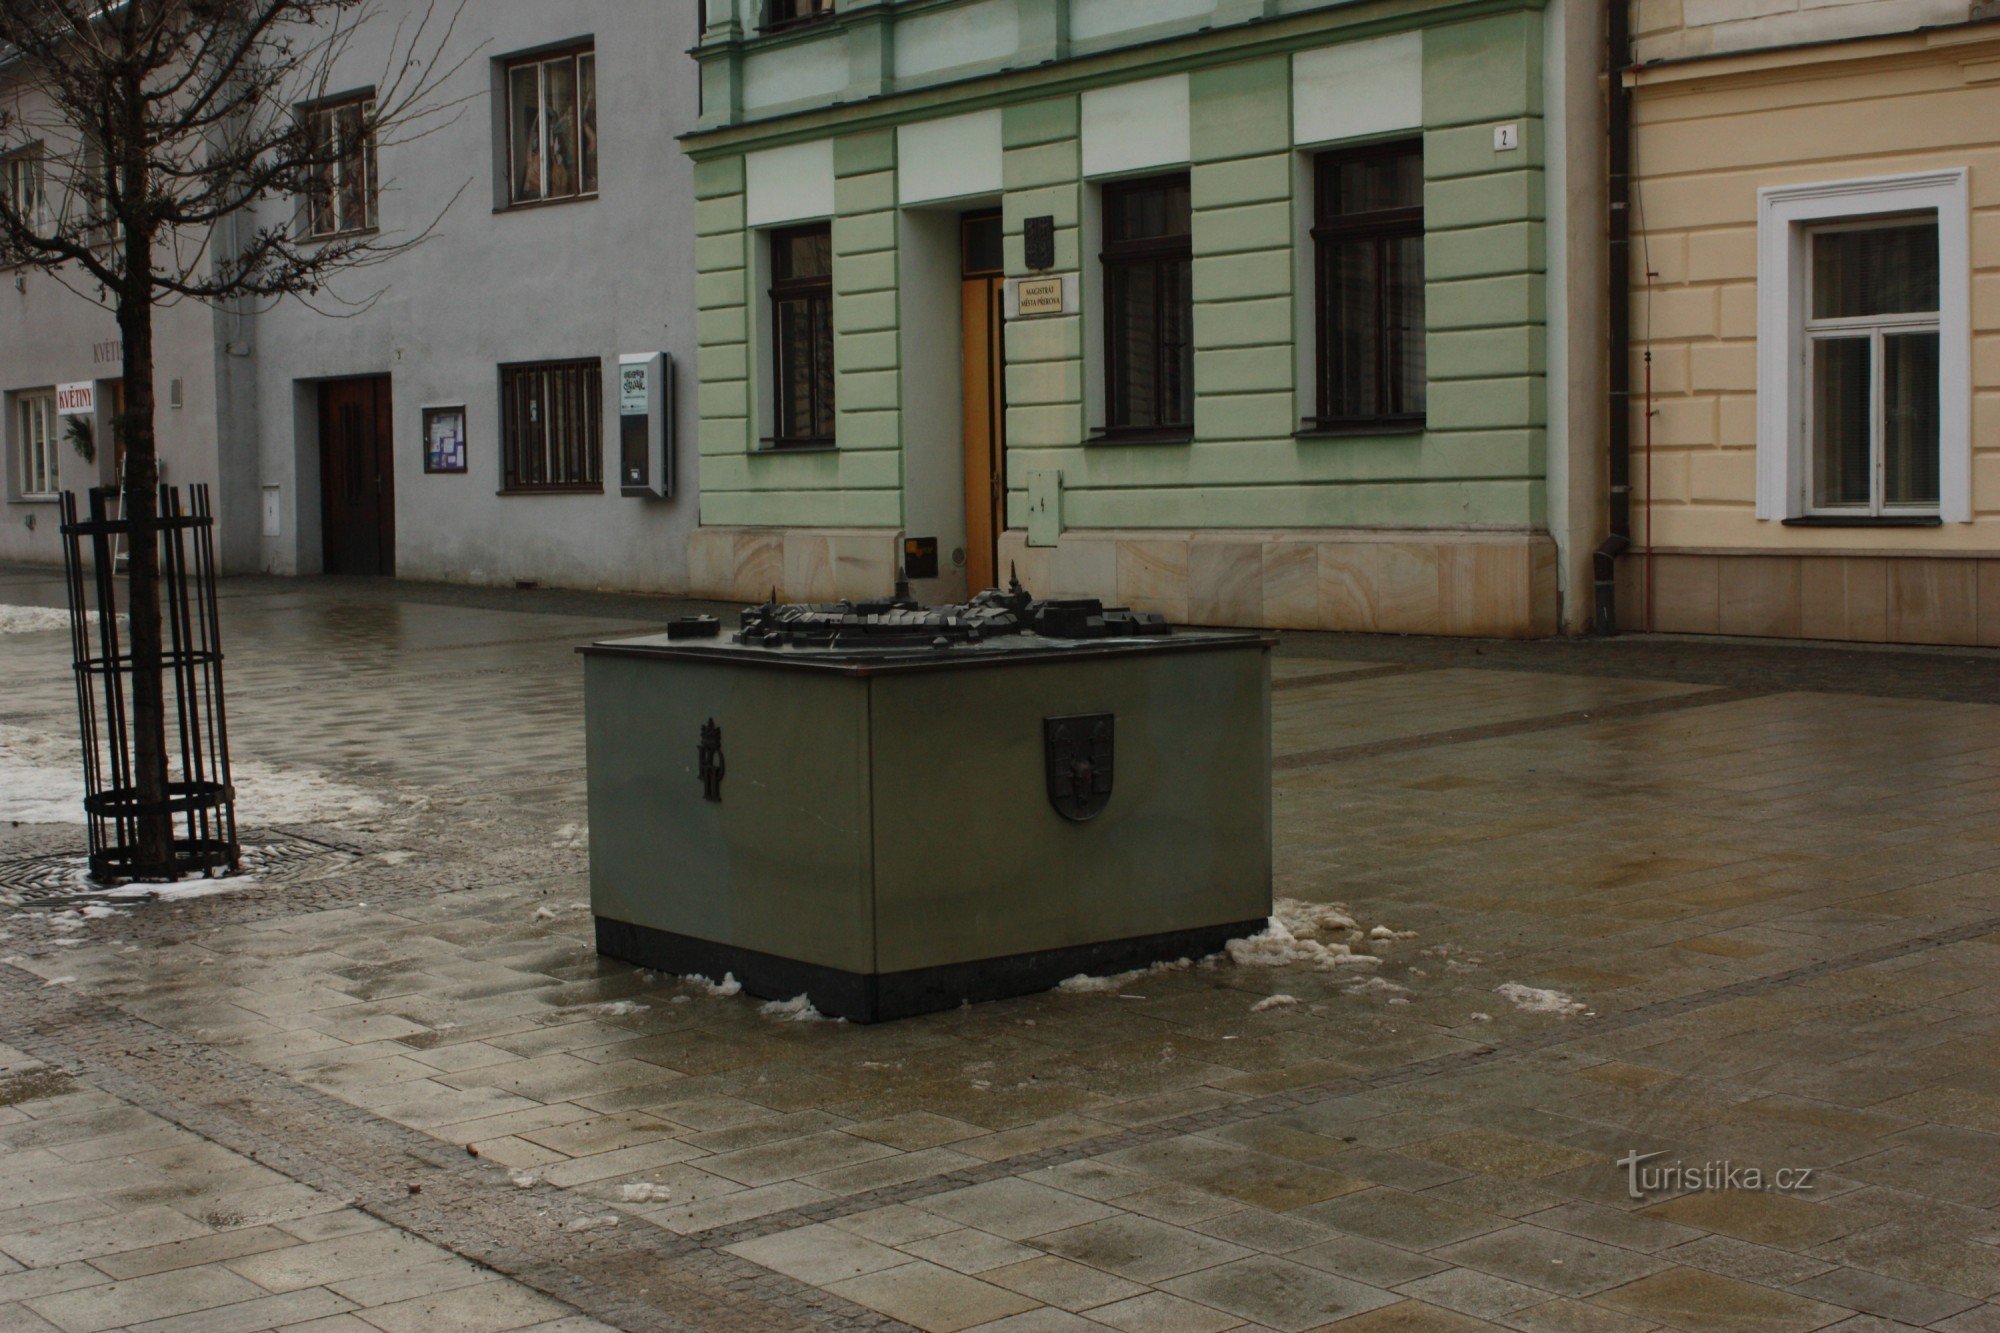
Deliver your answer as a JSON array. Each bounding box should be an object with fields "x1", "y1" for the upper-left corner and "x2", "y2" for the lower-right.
[
  {"x1": 697, "y1": 718, "x2": 724, "y2": 802},
  {"x1": 1044, "y1": 713, "x2": 1114, "y2": 822}
]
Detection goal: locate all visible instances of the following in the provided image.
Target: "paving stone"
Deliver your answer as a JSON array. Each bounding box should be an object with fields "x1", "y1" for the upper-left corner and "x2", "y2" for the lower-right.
[
  {"x1": 827, "y1": 1259, "x2": 1041, "y2": 1333},
  {"x1": 1160, "y1": 1254, "x2": 1399, "y2": 1331},
  {"x1": 1, "y1": 1206, "x2": 214, "y2": 1268},
  {"x1": 1435, "y1": 1223, "x2": 1670, "y2": 1298},
  {"x1": 1085, "y1": 1289, "x2": 1244, "y2": 1332},
  {"x1": 903, "y1": 1228, "x2": 1043, "y2": 1275},
  {"x1": 341, "y1": 1277, "x2": 576, "y2": 1332},
  {"x1": 916, "y1": 1179, "x2": 1119, "y2": 1242},
  {"x1": 25, "y1": 1263, "x2": 272, "y2": 1333},
  {"x1": 1592, "y1": 1267, "x2": 1855, "y2": 1333},
  {"x1": 1394, "y1": 1268, "x2": 1556, "y2": 1320},
  {"x1": 724, "y1": 1222, "x2": 907, "y2": 1287},
  {"x1": 222, "y1": 1230, "x2": 449, "y2": 1294},
  {"x1": 1788, "y1": 1265, "x2": 1980, "y2": 1326},
  {"x1": 1290, "y1": 1232, "x2": 1451, "y2": 1288},
  {"x1": 1300, "y1": 1188, "x2": 1509, "y2": 1251},
  {"x1": 980, "y1": 1254, "x2": 1147, "y2": 1311},
  {"x1": 1033, "y1": 1214, "x2": 1252, "y2": 1285}
]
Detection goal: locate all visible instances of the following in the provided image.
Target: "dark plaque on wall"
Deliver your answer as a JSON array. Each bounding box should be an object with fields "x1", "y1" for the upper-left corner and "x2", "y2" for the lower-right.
[
  {"x1": 1024, "y1": 215, "x2": 1056, "y2": 271},
  {"x1": 903, "y1": 536, "x2": 939, "y2": 581}
]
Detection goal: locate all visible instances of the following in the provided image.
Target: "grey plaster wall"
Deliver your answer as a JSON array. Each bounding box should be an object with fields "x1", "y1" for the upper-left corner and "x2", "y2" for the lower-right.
[
  {"x1": 0, "y1": 73, "x2": 229, "y2": 568},
  {"x1": 243, "y1": 2, "x2": 704, "y2": 591}
]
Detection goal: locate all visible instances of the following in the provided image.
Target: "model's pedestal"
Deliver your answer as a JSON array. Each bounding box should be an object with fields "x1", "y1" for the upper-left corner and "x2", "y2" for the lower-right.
[{"x1": 582, "y1": 628, "x2": 1272, "y2": 1022}]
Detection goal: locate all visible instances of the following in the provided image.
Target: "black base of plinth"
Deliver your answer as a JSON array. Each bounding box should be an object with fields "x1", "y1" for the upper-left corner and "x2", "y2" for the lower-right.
[{"x1": 593, "y1": 915, "x2": 1269, "y2": 1023}]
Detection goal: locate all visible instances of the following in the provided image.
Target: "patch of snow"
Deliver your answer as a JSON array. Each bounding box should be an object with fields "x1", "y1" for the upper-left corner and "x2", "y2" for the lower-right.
[
  {"x1": 563, "y1": 1214, "x2": 619, "y2": 1232},
  {"x1": 1055, "y1": 958, "x2": 1192, "y2": 994},
  {"x1": 686, "y1": 971, "x2": 741, "y2": 997},
  {"x1": 1495, "y1": 982, "x2": 1587, "y2": 1017},
  {"x1": 551, "y1": 823, "x2": 588, "y2": 849},
  {"x1": 619, "y1": 1182, "x2": 673, "y2": 1203},
  {"x1": 42, "y1": 976, "x2": 74, "y2": 988},
  {"x1": 0, "y1": 604, "x2": 84, "y2": 634},
  {"x1": 532, "y1": 906, "x2": 558, "y2": 921},
  {"x1": 1468, "y1": 1012, "x2": 1493, "y2": 1022},
  {"x1": 1343, "y1": 975, "x2": 1409, "y2": 999},
  {"x1": 509, "y1": 1172, "x2": 541, "y2": 1189},
  {"x1": 0, "y1": 724, "x2": 390, "y2": 826},
  {"x1": 759, "y1": 993, "x2": 837, "y2": 1023},
  {"x1": 1369, "y1": 925, "x2": 1417, "y2": 941},
  {"x1": 593, "y1": 1000, "x2": 646, "y2": 1017},
  {"x1": 1249, "y1": 994, "x2": 1299, "y2": 1013},
  {"x1": 1275, "y1": 898, "x2": 1358, "y2": 937},
  {"x1": 1226, "y1": 918, "x2": 1379, "y2": 971}
]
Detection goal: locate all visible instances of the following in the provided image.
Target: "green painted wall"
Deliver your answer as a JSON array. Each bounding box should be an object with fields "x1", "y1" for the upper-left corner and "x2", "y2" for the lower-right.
[{"x1": 692, "y1": 3, "x2": 1551, "y2": 536}]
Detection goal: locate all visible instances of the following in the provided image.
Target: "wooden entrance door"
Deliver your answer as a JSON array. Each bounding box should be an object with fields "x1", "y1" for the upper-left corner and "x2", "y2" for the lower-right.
[
  {"x1": 960, "y1": 212, "x2": 1006, "y2": 594},
  {"x1": 318, "y1": 376, "x2": 395, "y2": 576}
]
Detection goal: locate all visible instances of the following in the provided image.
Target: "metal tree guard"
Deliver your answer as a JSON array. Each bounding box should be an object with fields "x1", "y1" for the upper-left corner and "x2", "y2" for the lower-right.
[{"x1": 59, "y1": 484, "x2": 239, "y2": 883}]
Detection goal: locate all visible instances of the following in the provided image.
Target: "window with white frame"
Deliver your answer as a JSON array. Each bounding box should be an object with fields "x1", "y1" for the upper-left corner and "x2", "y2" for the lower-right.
[
  {"x1": 1803, "y1": 219, "x2": 1939, "y2": 515},
  {"x1": 3, "y1": 147, "x2": 46, "y2": 231},
  {"x1": 1756, "y1": 171, "x2": 1970, "y2": 524},
  {"x1": 17, "y1": 392, "x2": 58, "y2": 499},
  {"x1": 505, "y1": 45, "x2": 597, "y2": 206},
  {"x1": 303, "y1": 94, "x2": 378, "y2": 238}
]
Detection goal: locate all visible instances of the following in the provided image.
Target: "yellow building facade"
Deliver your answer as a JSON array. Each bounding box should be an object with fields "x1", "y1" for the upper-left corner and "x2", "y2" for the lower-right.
[{"x1": 1624, "y1": 5, "x2": 2000, "y2": 643}]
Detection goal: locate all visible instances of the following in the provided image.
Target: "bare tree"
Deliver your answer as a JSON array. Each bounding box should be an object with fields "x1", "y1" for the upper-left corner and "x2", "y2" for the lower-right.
[{"x1": 0, "y1": 0, "x2": 469, "y2": 877}]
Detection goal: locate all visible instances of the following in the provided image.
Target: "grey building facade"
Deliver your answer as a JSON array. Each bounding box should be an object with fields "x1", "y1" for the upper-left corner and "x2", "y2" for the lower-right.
[{"x1": 1, "y1": 2, "x2": 703, "y2": 592}]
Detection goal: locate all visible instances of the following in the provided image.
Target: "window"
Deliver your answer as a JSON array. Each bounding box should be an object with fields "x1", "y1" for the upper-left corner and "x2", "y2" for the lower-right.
[
  {"x1": 4, "y1": 148, "x2": 45, "y2": 232},
  {"x1": 17, "y1": 392, "x2": 57, "y2": 499},
  {"x1": 304, "y1": 95, "x2": 377, "y2": 238},
  {"x1": 1804, "y1": 220, "x2": 1939, "y2": 516},
  {"x1": 500, "y1": 359, "x2": 603, "y2": 491},
  {"x1": 1311, "y1": 140, "x2": 1425, "y2": 430},
  {"x1": 1755, "y1": 171, "x2": 1969, "y2": 523},
  {"x1": 1100, "y1": 173, "x2": 1192, "y2": 438},
  {"x1": 507, "y1": 47, "x2": 597, "y2": 206},
  {"x1": 765, "y1": 0, "x2": 834, "y2": 33},
  {"x1": 768, "y1": 223, "x2": 834, "y2": 446}
]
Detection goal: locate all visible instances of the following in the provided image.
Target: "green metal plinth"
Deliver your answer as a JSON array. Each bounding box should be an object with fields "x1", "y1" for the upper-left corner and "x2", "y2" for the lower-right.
[{"x1": 581, "y1": 631, "x2": 1273, "y2": 1022}]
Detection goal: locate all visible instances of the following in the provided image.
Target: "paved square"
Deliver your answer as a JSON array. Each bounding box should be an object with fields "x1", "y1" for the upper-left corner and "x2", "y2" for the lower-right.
[{"x1": 3, "y1": 567, "x2": 1999, "y2": 1330}]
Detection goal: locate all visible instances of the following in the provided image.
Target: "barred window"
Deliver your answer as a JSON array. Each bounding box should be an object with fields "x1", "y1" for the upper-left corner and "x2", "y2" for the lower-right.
[
  {"x1": 501, "y1": 359, "x2": 603, "y2": 492},
  {"x1": 769, "y1": 223, "x2": 834, "y2": 446},
  {"x1": 1100, "y1": 174, "x2": 1193, "y2": 439},
  {"x1": 304, "y1": 94, "x2": 377, "y2": 238},
  {"x1": 1312, "y1": 140, "x2": 1426, "y2": 430}
]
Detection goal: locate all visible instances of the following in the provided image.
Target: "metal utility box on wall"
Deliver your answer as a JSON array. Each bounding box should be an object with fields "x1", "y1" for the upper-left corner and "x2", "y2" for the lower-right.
[
  {"x1": 617, "y1": 352, "x2": 674, "y2": 499},
  {"x1": 581, "y1": 631, "x2": 1273, "y2": 1022}
]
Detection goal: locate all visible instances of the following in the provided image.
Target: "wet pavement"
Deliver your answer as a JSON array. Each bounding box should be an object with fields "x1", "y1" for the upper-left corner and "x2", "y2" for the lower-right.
[{"x1": 1, "y1": 565, "x2": 1998, "y2": 1332}]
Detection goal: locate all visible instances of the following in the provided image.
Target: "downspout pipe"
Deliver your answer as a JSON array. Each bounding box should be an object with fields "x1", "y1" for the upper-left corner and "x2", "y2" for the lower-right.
[{"x1": 1596, "y1": 0, "x2": 1635, "y2": 633}]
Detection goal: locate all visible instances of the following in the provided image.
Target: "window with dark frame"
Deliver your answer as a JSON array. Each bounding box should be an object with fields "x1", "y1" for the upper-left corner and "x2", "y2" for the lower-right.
[
  {"x1": 303, "y1": 93, "x2": 377, "y2": 239},
  {"x1": 1805, "y1": 216, "x2": 1941, "y2": 516},
  {"x1": 764, "y1": 0, "x2": 835, "y2": 34},
  {"x1": 500, "y1": 359, "x2": 603, "y2": 492},
  {"x1": 1311, "y1": 140, "x2": 1426, "y2": 431},
  {"x1": 768, "y1": 222, "x2": 834, "y2": 447},
  {"x1": 1100, "y1": 173, "x2": 1193, "y2": 439},
  {"x1": 505, "y1": 45, "x2": 597, "y2": 207}
]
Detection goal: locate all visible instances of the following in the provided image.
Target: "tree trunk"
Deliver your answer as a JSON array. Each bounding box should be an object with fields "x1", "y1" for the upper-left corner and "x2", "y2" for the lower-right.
[{"x1": 118, "y1": 276, "x2": 172, "y2": 877}]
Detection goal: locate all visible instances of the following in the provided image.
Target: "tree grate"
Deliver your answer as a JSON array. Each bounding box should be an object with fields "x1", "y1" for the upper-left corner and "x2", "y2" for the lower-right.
[{"x1": 0, "y1": 837, "x2": 362, "y2": 910}]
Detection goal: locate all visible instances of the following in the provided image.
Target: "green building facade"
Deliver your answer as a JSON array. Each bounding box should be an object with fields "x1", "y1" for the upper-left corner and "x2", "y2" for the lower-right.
[{"x1": 685, "y1": 0, "x2": 1605, "y2": 635}]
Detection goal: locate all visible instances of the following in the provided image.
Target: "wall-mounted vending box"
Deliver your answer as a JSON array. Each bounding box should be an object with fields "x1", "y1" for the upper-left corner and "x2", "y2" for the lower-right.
[{"x1": 618, "y1": 352, "x2": 674, "y2": 499}]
